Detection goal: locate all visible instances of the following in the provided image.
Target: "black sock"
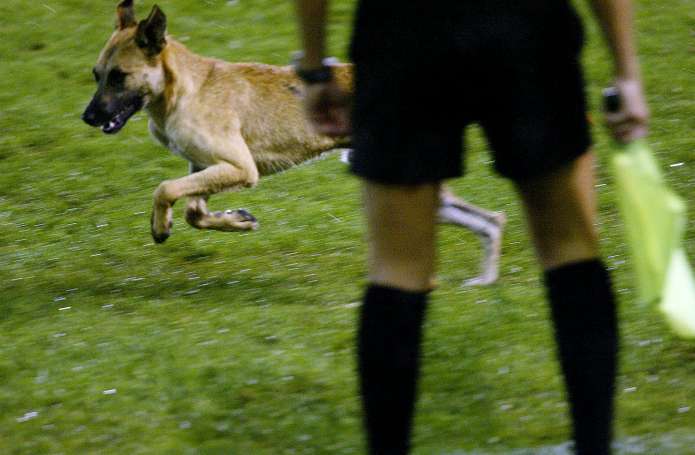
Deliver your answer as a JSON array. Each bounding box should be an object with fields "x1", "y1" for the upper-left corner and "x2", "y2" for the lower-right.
[
  {"x1": 544, "y1": 260, "x2": 618, "y2": 455},
  {"x1": 357, "y1": 284, "x2": 428, "y2": 455}
]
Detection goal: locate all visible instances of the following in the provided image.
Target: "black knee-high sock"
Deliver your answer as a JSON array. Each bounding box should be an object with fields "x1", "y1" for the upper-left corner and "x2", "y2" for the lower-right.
[
  {"x1": 358, "y1": 284, "x2": 428, "y2": 455},
  {"x1": 544, "y1": 259, "x2": 618, "y2": 455}
]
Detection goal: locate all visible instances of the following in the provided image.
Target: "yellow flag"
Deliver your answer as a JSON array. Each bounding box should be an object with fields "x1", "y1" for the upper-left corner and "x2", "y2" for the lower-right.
[
  {"x1": 660, "y1": 249, "x2": 695, "y2": 339},
  {"x1": 611, "y1": 139, "x2": 695, "y2": 338}
]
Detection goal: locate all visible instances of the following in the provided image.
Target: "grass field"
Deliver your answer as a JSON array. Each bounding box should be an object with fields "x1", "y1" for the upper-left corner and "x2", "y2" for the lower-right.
[{"x1": 1, "y1": 0, "x2": 695, "y2": 453}]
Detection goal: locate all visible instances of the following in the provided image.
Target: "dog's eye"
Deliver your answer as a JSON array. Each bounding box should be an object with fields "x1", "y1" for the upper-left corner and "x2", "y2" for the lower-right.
[{"x1": 107, "y1": 69, "x2": 128, "y2": 87}]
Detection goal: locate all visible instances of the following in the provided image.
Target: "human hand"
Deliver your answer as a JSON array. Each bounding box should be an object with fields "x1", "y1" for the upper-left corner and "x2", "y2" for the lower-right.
[
  {"x1": 302, "y1": 81, "x2": 351, "y2": 137},
  {"x1": 604, "y1": 78, "x2": 649, "y2": 143}
]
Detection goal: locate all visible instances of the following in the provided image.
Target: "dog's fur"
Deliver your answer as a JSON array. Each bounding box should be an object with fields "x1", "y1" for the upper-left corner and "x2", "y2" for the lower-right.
[{"x1": 82, "y1": 1, "x2": 505, "y2": 285}]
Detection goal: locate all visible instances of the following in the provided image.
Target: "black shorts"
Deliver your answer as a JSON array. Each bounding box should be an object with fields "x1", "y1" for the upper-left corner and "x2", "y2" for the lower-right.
[{"x1": 348, "y1": 3, "x2": 591, "y2": 184}]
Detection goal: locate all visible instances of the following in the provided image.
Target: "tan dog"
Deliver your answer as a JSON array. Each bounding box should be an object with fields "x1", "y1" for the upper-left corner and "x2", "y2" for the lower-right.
[{"x1": 82, "y1": 1, "x2": 506, "y2": 285}]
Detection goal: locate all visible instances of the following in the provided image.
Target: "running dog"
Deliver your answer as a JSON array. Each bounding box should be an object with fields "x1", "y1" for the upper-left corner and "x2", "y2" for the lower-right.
[{"x1": 82, "y1": 1, "x2": 505, "y2": 285}]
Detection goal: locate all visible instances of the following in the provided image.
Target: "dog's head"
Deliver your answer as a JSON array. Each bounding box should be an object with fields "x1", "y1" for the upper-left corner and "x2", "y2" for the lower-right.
[{"x1": 82, "y1": 0, "x2": 168, "y2": 134}]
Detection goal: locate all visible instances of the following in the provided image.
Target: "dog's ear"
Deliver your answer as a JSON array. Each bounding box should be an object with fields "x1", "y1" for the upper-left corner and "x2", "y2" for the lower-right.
[
  {"x1": 116, "y1": 0, "x2": 137, "y2": 30},
  {"x1": 135, "y1": 5, "x2": 167, "y2": 56}
]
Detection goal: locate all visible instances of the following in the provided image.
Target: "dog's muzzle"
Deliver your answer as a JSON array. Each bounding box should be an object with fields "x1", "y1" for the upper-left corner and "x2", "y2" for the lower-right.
[
  {"x1": 82, "y1": 95, "x2": 143, "y2": 135},
  {"x1": 81, "y1": 103, "x2": 104, "y2": 127}
]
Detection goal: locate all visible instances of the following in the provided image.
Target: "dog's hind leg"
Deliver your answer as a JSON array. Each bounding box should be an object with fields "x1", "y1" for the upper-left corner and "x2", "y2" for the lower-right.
[
  {"x1": 341, "y1": 150, "x2": 506, "y2": 286},
  {"x1": 184, "y1": 195, "x2": 258, "y2": 232},
  {"x1": 151, "y1": 161, "x2": 259, "y2": 243},
  {"x1": 184, "y1": 196, "x2": 210, "y2": 228},
  {"x1": 437, "y1": 188, "x2": 506, "y2": 286}
]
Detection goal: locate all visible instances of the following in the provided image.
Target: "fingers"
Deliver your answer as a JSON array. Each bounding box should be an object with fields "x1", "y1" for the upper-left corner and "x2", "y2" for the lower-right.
[
  {"x1": 608, "y1": 118, "x2": 648, "y2": 143},
  {"x1": 309, "y1": 106, "x2": 351, "y2": 136},
  {"x1": 604, "y1": 78, "x2": 649, "y2": 143},
  {"x1": 302, "y1": 82, "x2": 352, "y2": 137},
  {"x1": 605, "y1": 102, "x2": 649, "y2": 142},
  {"x1": 605, "y1": 111, "x2": 648, "y2": 142}
]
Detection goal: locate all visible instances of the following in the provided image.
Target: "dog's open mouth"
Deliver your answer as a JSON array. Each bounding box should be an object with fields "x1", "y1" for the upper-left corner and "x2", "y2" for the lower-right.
[
  {"x1": 101, "y1": 99, "x2": 143, "y2": 134},
  {"x1": 101, "y1": 102, "x2": 141, "y2": 134}
]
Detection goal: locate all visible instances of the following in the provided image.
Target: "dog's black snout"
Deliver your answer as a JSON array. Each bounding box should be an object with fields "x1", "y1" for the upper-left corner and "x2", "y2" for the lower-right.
[
  {"x1": 81, "y1": 109, "x2": 99, "y2": 126},
  {"x1": 82, "y1": 98, "x2": 107, "y2": 127}
]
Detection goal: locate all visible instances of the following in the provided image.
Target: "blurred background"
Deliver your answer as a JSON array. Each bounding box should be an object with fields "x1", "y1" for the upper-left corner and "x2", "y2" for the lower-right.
[{"x1": 1, "y1": 0, "x2": 694, "y2": 453}]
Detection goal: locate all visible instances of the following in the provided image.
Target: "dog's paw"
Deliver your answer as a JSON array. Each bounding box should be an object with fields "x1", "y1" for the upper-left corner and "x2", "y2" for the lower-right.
[
  {"x1": 151, "y1": 230, "x2": 171, "y2": 244},
  {"x1": 212, "y1": 209, "x2": 259, "y2": 231},
  {"x1": 232, "y1": 209, "x2": 257, "y2": 223},
  {"x1": 232, "y1": 209, "x2": 259, "y2": 231},
  {"x1": 150, "y1": 210, "x2": 173, "y2": 244},
  {"x1": 462, "y1": 274, "x2": 498, "y2": 287}
]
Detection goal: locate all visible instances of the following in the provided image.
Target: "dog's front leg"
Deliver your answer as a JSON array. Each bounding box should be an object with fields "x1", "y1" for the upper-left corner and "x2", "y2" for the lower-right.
[{"x1": 151, "y1": 162, "x2": 258, "y2": 243}]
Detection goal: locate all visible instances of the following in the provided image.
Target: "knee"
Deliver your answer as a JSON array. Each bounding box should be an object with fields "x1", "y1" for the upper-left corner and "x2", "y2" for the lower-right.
[
  {"x1": 225, "y1": 162, "x2": 258, "y2": 190},
  {"x1": 363, "y1": 182, "x2": 440, "y2": 291},
  {"x1": 153, "y1": 181, "x2": 175, "y2": 206},
  {"x1": 368, "y1": 267, "x2": 436, "y2": 292},
  {"x1": 533, "y1": 228, "x2": 599, "y2": 270},
  {"x1": 243, "y1": 165, "x2": 259, "y2": 188},
  {"x1": 368, "y1": 250, "x2": 436, "y2": 292}
]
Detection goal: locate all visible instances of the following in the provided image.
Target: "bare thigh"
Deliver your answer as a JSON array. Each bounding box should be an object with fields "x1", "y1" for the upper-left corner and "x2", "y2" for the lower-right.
[
  {"x1": 514, "y1": 151, "x2": 599, "y2": 270},
  {"x1": 362, "y1": 181, "x2": 440, "y2": 291}
]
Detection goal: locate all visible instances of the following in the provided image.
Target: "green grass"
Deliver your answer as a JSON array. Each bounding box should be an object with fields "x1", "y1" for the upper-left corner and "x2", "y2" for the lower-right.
[{"x1": 1, "y1": 0, "x2": 695, "y2": 453}]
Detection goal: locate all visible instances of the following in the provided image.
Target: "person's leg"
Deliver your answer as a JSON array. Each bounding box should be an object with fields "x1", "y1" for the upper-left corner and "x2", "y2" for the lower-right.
[
  {"x1": 515, "y1": 151, "x2": 618, "y2": 455},
  {"x1": 515, "y1": 152, "x2": 598, "y2": 270},
  {"x1": 358, "y1": 180, "x2": 439, "y2": 455},
  {"x1": 363, "y1": 181, "x2": 440, "y2": 291}
]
